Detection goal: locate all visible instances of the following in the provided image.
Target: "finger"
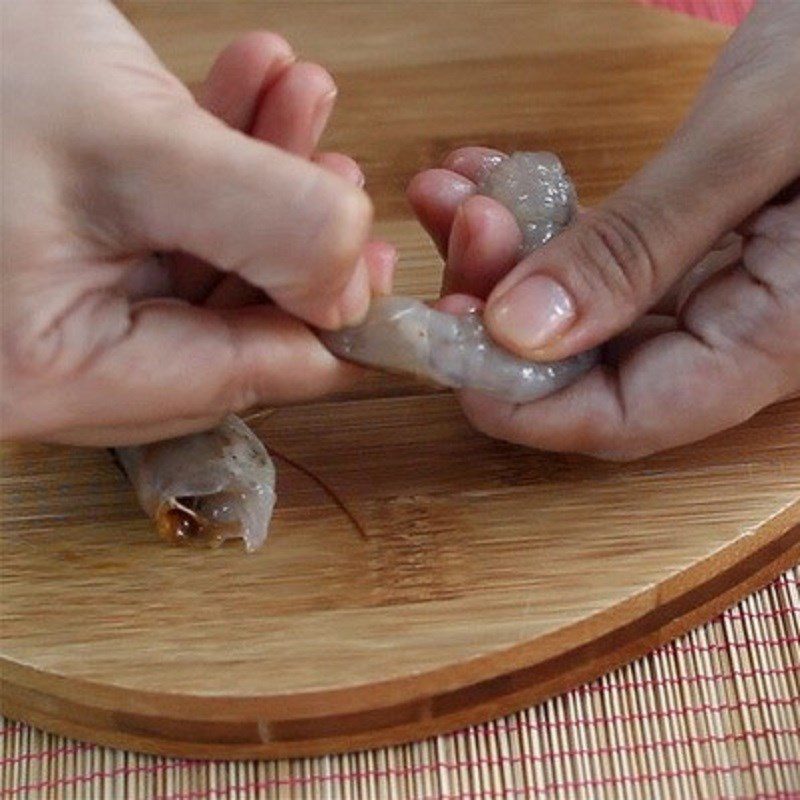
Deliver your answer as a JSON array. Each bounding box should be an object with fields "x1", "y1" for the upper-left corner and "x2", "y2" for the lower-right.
[
  {"x1": 406, "y1": 148, "x2": 507, "y2": 258},
  {"x1": 459, "y1": 233, "x2": 799, "y2": 461},
  {"x1": 205, "y1": 238, "x2": 396, "y2": 309},
  {"x1": 251, "y1": 61, "x2": 337, "y2": 157},
  {"x1": 173, "y1": 31, "x2": 296, "y2": 303},
  {"x1": 54, "y1": 416, "x2": 225, "y2": 448},
  {"x1": 197, "y1": 31, "x2": 295, "y2": 132},
  {"x1": 483, "y1": 16, "x2": 800, "y2": 361},
  {"x1": 314, "y1": 152, "x2": 365, "y2": 187},
  {"x1": 204, "y1": 152, "x2": 365, "y2": 311},
  {"x1": 443, "y1": 147, "x2": 507, "y2": 183},
  {"x1": 362, "y1": 240, "x2": 397, "y2": 296},
  {"x1": 407, "y1": 168, "x2": 475, "y2": 257},
  {"x1": 27, "y1": 301, "x2": 364, "y2": 446},
  {"x1": 197, "y1": 72, "x2": 351, "y2": 310},
  {"x1": 434, "y1": 293, "x2": 485, "y2": 316},
  {"x1": 121, "y1": 112, "x2": 373, "y2": 329},
  {"x1": 444, "y1": 195, "x2": 522, "y2": 298}
]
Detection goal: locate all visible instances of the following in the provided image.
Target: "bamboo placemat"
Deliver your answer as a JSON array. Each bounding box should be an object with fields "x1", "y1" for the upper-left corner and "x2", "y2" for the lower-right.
[
  {"x1": 2, "y1": 566, "x2": 798, "y2": 799},
  {"x1": 5, "y1": 1, "x2": 799, "y2": 798}
]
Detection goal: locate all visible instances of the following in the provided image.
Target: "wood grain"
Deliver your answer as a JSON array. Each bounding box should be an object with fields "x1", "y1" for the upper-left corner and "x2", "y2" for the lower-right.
[{"x1": 2, "y1": 0, "x2": 798, "y2": 758}]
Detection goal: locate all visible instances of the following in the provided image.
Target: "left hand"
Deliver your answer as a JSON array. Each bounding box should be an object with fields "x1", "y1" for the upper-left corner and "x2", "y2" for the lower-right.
[{"x1": 1, "y1": 1, "x2": 396, "y2": 446}]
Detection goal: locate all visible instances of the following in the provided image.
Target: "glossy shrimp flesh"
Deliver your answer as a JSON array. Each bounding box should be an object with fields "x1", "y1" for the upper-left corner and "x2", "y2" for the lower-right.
[
  {"x1": 321, "y1": 295, "x2": 597, "y2": 403},
  {"x1": 321, "y1": 152, "x2": 599, "y2": 401}
]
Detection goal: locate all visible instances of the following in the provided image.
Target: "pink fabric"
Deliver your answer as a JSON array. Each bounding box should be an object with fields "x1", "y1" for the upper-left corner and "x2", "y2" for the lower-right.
[{"x1": 641, "y1": 0, "x2": 754, "y2": 25}]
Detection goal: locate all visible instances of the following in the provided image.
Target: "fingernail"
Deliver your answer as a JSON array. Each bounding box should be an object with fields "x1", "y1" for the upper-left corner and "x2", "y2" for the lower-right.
[
  {"x1": 338, "y1": 259, "x2": 370, "y2": 326},
  {"x1": 311, "y1": 89, "x2": 337, "y2": 144},
  {"x1": 442, "y1": 206, "x2": 471, "y2": 294},
  {"x1": 486, "y1": 274, "x2": 576, "y2": 351},
  {"x1": 371, "y1": 246, "x2": 396, "y2": 296},
  {"x1": 448, "y1": 205, "x2": 472, "y2": 260}
]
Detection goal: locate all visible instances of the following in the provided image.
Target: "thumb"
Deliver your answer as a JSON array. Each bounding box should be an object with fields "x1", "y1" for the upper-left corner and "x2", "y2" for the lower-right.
[
  {"x1": 111, "y1": 108, "x2": 373, "y2": 330},
  {"x1": 484, "y1": 140, "x2": 793, "y2": 361},
  {"x1": 483, "y1": 5, "x2": 799, "y2": 360}
]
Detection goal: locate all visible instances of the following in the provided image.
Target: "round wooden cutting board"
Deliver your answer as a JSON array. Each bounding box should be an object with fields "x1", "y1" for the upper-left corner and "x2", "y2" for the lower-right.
[{"x1": 2, "y1": 1, "x2": 799, "y2": 759}]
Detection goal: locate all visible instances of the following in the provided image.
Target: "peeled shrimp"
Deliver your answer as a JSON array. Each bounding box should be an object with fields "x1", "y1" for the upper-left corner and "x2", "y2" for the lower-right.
[
  {"x1": 114, "y1": 415, "x2": 275, "y2": 552},
  {"x1": 320, "y1": 295, "x2": 597, "y2": 403},
  {"x1": 321, "y1": 152, "x2": 599, "y2": 402}
]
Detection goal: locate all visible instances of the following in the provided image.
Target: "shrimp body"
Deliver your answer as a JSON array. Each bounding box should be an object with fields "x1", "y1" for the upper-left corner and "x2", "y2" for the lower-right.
[
  {"x1": 322, "y1": 296, "x2": 597, "y2": 403},
  {"x1": 479, "y1": 151, "x2": 577, "y2": 250},
  {"x1": 322, "y1": 152, "x2": 599, "y2": 400},
  {"x1": 115, "y1": 415, "x2": 275, "y2": 552}
]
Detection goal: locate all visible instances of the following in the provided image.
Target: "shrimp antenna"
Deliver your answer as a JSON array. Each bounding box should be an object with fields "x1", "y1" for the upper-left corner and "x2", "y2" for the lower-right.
[
  {"x1": 269, "y1": 447, "x2": 368, "y2": 541},
  {"x1": 245, "y1": 408, "x2": 368, "y2": 540}
]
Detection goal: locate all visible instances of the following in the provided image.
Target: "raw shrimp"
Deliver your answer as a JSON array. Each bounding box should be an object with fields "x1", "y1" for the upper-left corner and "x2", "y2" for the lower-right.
[
  {"x1": 320, "y1": 295, "x2": 597, "y2": 403},
  {"x1": 116, "y1": 152, "x2": 596, "y2": 552},
  {"x1": 478, "y1": 151, "x2": 577, "y2": 250},
  {"x1": 321, "y1": 152, "x2": 599, "y2": 402},
  {"x1": 114, "y1": 415, "x2": 275, "y2": 552}
]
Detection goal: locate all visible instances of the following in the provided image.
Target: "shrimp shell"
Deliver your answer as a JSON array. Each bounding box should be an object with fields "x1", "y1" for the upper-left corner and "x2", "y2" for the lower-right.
[
  {"x1": 114, "y1": 415, "x2": 275, "y2": 552},
  {"x1": 321, "y1": 152, "x2": 599, "y2": 401}
]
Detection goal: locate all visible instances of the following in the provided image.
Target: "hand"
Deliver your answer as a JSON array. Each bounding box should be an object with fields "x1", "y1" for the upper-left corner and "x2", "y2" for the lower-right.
[
  {"x1": 1, "y1": 0, "x2": 395, "y2": 446},
  {"x1": 408, "y1": 0, "x2": 800, "y2": 459}
]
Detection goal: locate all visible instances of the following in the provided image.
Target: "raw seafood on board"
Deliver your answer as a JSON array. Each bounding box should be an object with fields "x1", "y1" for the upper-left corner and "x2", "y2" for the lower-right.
[
  {"x1": 117, "y1": 152, "x2": 598, "y2": 551},
  {"x1": 115, "y1": 415, "x2": 276, "y2": 552}
]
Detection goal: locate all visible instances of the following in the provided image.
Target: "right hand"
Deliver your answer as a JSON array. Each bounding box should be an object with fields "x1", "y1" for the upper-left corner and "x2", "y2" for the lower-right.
[
  {"x1": 1, "y1": 0, "x2": 395, "y2": 446},
  {"x1": 408, "y1": 0, "x2": 800, "y2": 459}
]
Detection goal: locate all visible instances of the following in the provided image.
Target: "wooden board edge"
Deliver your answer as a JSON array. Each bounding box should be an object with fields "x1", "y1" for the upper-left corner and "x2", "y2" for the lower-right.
[
  {"x1": 3, "y1": 499, "x2": 797, "y2": 722},
  {"x1": 3, "y1": 521, "x2": 797, "y2": 759}
]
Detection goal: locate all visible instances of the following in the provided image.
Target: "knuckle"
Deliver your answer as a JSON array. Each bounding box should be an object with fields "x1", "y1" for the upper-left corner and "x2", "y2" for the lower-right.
[
  {"x1": 571, "y1": 201, "x2": 662, "y2": 317},
  {"x1": 304, "y1": 178, "x2": 373, "y2": 284}
]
